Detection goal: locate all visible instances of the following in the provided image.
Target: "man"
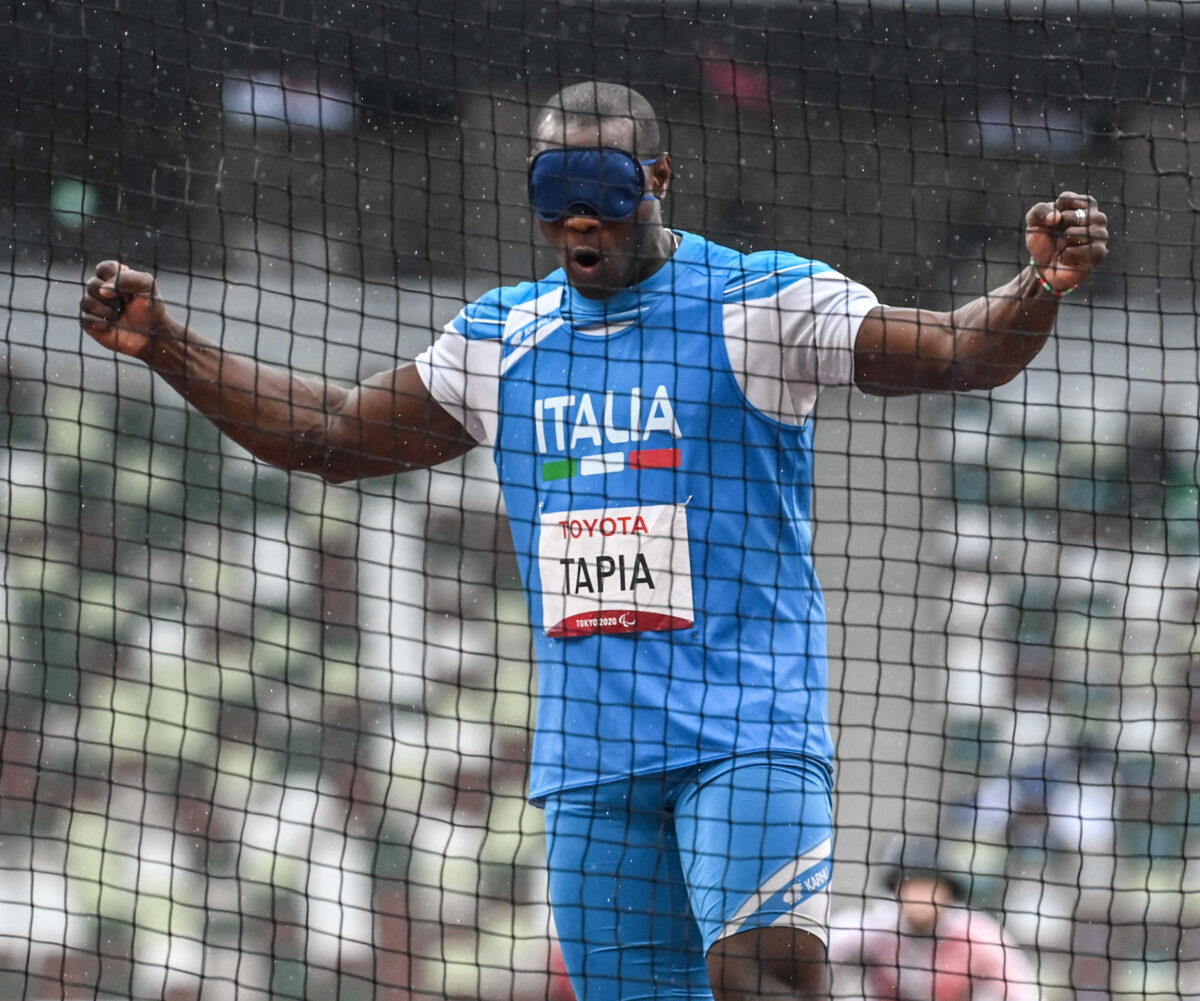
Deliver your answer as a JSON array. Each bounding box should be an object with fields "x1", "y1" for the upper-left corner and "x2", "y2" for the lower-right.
[
  {"x1": 828, "y1": 838, "x2": 1039, "y2": 1001},
  {"x1": 79, "y1": 82, "x2": 1107, "y2": 1001}
]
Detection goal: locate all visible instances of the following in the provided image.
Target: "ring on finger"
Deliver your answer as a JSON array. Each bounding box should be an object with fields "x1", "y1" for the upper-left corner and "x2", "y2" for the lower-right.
[{"x1": 1075, "y1": 208, "x2": 1087, "y2": 226}]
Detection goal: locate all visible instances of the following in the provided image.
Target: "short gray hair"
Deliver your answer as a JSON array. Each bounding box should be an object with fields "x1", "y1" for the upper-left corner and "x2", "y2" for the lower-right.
[{"x1": 536, "y1": 82, "x2": 662, "y2": 155}]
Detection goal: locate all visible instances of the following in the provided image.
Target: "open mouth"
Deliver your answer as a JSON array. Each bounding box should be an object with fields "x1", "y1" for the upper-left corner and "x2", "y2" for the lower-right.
[{"x1": 570, "y1": 247, "x2": 602, "y2": 269}]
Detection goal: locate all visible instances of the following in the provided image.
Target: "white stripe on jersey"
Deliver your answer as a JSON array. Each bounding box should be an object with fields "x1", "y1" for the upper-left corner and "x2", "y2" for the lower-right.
[
  {"x1": 724, "y1": 262, "x2": 813, "y2": 298},
  {"x1": 503, "y1": 286, "x2": 565, "y2": 343},
  {"x1": 414, "y1": 330, "x2": 502, "y2": 443},
  {"x1": 723, "y1": 270, "x2": 877, "y2": 424},
  {"x1": 501, "y1": 316, "x2": 565, "y2": 375}
]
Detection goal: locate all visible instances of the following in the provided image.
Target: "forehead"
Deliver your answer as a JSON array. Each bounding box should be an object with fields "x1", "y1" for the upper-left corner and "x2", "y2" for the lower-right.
[
  {"x1": 532, "y1": 113, "x2": 636, "y2": 154},
  {"x1": 898, "y1": 874, "x2": 950, "y2": 896}
]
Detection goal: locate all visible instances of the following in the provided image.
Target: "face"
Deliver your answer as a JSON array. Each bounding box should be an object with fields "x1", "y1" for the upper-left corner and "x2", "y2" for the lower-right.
[
  {"x1": 896, "y1": 875, "x2": 955, "y2": 934},
  {"x1": 531, "y1": 115, "x2": 672, "y2": 299}
]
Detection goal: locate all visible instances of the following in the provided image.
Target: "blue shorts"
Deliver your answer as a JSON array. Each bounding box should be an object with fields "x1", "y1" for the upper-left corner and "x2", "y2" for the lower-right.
[{"x1": 542, "y1": 752, "x2": 834, "y2": 1001}]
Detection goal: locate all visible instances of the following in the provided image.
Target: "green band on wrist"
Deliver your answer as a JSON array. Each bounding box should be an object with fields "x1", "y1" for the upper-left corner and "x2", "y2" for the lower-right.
[{"x1": 1029, "y1": 257, "x2": 1077, "y2": 297}]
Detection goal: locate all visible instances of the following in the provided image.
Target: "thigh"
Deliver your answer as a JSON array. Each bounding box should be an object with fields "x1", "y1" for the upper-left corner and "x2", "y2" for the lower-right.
[
  {"x1": 544, "y1": 780, "x2": 712, "y2": 1001},
  {"x1": 706, "y1": 925, "x2": 830, "y2": 1001},
  {"x1": 673, "y1": 753, "x2": 835, "y2": 954}
]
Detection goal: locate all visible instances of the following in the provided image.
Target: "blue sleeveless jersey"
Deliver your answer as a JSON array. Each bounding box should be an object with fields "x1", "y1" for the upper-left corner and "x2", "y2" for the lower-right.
[{"x1": 419, "y1": 232, "x2": 876, "y2": 801}]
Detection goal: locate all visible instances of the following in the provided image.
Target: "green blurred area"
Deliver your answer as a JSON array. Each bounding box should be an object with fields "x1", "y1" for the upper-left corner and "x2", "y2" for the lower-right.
[{"x1": 0, "y1": 377, "x2": 545, "y2": 999}]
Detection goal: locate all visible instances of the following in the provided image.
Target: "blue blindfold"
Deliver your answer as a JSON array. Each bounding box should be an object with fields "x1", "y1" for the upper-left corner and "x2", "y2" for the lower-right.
[{"x1": 528, "y1": 146, "x2": 660, "y2": 222}]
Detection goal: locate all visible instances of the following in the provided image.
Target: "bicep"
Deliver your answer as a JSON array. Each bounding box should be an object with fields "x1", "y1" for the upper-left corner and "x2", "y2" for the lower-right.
[
  {"x1": 329, "y1": 363, "x2": 477, "y2": 476},
  {"x1": 853, "y1": 305, "x2": 958, "y2": 397}
]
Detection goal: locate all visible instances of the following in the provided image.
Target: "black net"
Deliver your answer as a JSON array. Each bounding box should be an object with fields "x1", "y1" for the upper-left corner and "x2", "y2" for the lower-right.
[{"x1": 0, "y1": 2, "x2": 1196, "y2": 1000}]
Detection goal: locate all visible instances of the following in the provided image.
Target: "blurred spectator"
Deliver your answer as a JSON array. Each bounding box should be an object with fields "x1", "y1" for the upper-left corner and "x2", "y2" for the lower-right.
[
  {"x1": 222, "y1": 66, "x2": 355, "y2": 132},
  {"x1": 698, "y1": 40, "x2": 772, "y2": 109},
  {"x1": 830, "y1": 837, "x2": 1039, "y2": 1001}
]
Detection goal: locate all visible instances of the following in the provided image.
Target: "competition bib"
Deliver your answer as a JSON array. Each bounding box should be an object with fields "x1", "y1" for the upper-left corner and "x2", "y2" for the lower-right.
[{"x1": 538, "y1": 503, "x2": 695, "y2": 637}]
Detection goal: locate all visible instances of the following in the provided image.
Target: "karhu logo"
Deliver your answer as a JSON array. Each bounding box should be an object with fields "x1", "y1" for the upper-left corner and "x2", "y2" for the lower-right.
[
  {"x1": 506, "y1": 311, "x2": 561, "y2": 350},
  {"x1": 783, "y1": 861, "x2": 832, "y2": 906}
]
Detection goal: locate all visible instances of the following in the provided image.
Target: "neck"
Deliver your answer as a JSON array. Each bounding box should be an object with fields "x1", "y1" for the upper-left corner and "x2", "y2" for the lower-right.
[{"x1": 636, "y1": 223, "x2": 677, "y2": 283}]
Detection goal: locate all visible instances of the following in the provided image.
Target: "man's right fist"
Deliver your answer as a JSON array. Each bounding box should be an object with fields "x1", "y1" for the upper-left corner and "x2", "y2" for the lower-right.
[{"x1": 79, "y1": 260, "x2": 175, "y2": 359}]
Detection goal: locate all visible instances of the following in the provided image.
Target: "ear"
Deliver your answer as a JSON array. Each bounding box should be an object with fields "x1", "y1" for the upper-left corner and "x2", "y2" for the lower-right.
[{"x1": 649, "y1": 154, "x2": 673, "y2": 198}]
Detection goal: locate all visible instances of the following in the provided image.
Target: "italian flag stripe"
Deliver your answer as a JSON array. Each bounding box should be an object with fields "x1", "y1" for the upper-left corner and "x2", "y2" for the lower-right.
[
  {"x1": 541, "y1": 459, "x2": 578, "y2": 481},
  {"x1": 542, "y1": 447, "x2": 682, "y2": 481},
  {"x1": 629, "y1": 448, "x2": 682, "y2": 469},
  {"x1": 579, "y1": 453, "x2": 626, "y2": 477}
]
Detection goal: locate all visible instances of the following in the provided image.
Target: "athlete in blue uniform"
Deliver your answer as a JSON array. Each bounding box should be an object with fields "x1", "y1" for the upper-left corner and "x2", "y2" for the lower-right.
[{"x1": 80, "y1": 82, "x2": 1107, "y2": 1001}]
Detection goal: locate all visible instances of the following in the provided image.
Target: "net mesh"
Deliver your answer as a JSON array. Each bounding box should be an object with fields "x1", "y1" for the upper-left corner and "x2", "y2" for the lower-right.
[{"x1": 1, "y1": 1, "x2": 1197, "y2": 999}]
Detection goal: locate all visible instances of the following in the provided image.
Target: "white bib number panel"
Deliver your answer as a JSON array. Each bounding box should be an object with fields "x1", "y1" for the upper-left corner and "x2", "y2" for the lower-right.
[{"x1": 538, "y1": 503, "x2": 694, "y2": 637}]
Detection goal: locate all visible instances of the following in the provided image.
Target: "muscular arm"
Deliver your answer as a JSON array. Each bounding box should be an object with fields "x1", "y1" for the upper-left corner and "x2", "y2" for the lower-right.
[
  {"x1": 80, "y1": 261, "x2": 477, "y2": 482},
  {"x1": 853, "y1": 267, "x2": 1058, "y2": 396},
  {"x1": 854, "y1": 191, "x2": 1108, "y2": 397},
  {"x1": 145, "y1": 331, "x2": 475, "y2": 481}
]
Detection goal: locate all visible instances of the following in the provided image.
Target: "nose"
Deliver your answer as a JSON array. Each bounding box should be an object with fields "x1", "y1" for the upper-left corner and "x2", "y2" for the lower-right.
[{"x1": 564, "y1": 213, "x2": 601, "y2": 233}]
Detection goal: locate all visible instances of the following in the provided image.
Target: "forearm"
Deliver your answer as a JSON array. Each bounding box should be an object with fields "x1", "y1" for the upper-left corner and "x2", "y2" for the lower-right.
[
  {"x1": 81, "y1": 260, "x2": 475, "y2": 480},
  {"x1": 137, "y1": 322, "x2": 473, "y2": 481},
  {"x1": 857, "y1": 265, "x2": 1060, "y2": 396},
  {"x1": 138, "y1": 321, "x2": 355, "y2": 477},
  {"x1": 856, "y1": 191, "x2": 1106, "y2": 397},
  {"x1": 941, "y1": 264, "x2": 1061, "y2": 390}
]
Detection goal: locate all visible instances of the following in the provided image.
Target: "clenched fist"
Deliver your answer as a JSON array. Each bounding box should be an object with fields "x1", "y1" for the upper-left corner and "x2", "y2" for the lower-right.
[{"x1": 79, "y1": 260, "x2": 181, "y2": 360}]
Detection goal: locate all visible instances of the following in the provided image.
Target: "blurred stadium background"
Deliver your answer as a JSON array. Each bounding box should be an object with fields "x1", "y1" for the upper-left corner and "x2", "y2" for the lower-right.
[{"x1": 1, "y1": 1, "x2": 1199, "y2": 998}]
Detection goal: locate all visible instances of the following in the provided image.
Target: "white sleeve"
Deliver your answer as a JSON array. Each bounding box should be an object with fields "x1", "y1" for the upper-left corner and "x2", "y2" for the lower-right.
[
  {"x1": 723, "y1": 268, "x2": 879, "y2": 424},
  {"x1": 414, "y1": 319, "x2": 503, "y2": 444}
]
